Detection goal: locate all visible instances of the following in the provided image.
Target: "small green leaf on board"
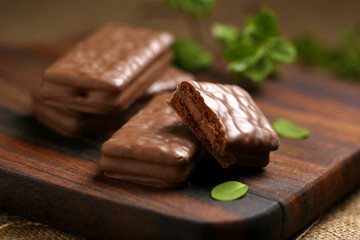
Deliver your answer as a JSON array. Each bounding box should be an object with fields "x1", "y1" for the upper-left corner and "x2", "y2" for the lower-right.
[
  {"x1": 272, "y1": 119, "x2": 309, "y2": 139},
  {"x1": 211, "y1": 181, "x2": 249, "y2": 201}
]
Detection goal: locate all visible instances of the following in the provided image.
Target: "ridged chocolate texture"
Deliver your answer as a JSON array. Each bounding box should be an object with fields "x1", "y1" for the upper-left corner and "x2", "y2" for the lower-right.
[
  {"x1": 37, "y1": 23, "x2": 174, "y2": 114},
  {"x1": 33, "y1": 66, "x2": 192, "y2": 137},
  {"x1": 167, "y1": 81, "x2": 280, "y2": 168},
  {"x1": 100, "y1": 92, "x2": 204, "y2": 188}
]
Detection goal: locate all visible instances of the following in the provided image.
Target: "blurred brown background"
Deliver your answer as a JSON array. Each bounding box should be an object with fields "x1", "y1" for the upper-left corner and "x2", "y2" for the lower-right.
[{"x1": 0, "y1": 0, "x2": 359, "y2": 46}]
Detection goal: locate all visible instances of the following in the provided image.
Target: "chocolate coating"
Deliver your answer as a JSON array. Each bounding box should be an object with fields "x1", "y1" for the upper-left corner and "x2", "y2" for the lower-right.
[
  {"x1": 167, "y1": 81, "x2": 280, "y2": 168},
  {"x1": 100, "y1": 92, "x2": 203, "y2": 188},
  {"x1": 37, "y1": 23, "x2": 174, "y2": 114}
]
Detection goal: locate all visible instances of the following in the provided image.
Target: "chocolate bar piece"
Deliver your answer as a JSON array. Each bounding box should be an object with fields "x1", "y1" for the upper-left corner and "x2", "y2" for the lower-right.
[
  {"x1": 167, "y1": 81, "x2": 280, "y2": 168},
  {"x1": 32, "y1": 66, "x2": 193, "y2": 137},
  {"x1": 100, "y1": 92, "x2": 204, "y2": 188},
  {"x1": 37, "y1": 23, "x2": 174, "y2": 114}
]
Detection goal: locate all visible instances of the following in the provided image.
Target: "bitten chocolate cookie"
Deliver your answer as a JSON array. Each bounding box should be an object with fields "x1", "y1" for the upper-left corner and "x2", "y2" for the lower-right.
[{"x1": 167, "y1": 81, "x2": 279, "y2": 168}]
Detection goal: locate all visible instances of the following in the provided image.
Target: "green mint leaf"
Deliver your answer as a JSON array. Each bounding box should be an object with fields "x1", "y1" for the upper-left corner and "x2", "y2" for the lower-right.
[
  {"x1": 228, "y1": 57, "x2": 256, "y2": 72},
  {"x1": 211, "y1": 23, "x2": 239, "y2": 47},
  {"x1": 336, "y1": 26, "x2": 360, "y2": 80},
  {"x1": 163, "y1": 0, "x2": 217, "y2": 17},
  {"x1": 223, "y1": 40, "x2": 257, "y2": 62},
  {"x1": 272, "y1": 119, "x2": 309, "y2": 139},
  {"x1": 227, "y1": 43, "x2": 264, "y2": 74},
  {"x1": 256, "y1": 8, "x2": 278, "y2": 39},
  {"x1": 268, "y1": 37, "x2": 297, "y2": 63},
  {"x1": 244, "y1": 54, "x2": 273, "y2": 81},
  {"x1": 211, "y1": 181, "x2": 248, "y2": 201},
  {"x1": 295, "y1": 33, "x2": 335, "y2": 68},
  {"x1": 245, "y1": 8, "x2": 278, "y2": 42},
  {"x1": 334, "y1": 50, "x2": 360, "y2": 80},
  {"x1": 339, "y1": 27, "x2": 360, "y2": 49},
  {"x1": 172, "y1": 38, "x2": 213, "y2": 71}
]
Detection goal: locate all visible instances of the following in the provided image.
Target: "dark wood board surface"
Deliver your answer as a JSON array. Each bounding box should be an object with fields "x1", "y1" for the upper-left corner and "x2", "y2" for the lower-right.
[{"x1": 0, "y1": 44, "x2": 359, "y2": 240}]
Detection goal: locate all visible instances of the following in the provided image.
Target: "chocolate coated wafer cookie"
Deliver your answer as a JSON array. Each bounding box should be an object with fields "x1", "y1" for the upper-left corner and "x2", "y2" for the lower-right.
[
  {"x1": 167, "y1": 81, "x2": 279, "y2": 168},
  {"x1": 37, "y1": 23, "x2": 174, "y2": 114},
  {"x1": 100, "y1": 92, "x2": 204, "y2": 188}
]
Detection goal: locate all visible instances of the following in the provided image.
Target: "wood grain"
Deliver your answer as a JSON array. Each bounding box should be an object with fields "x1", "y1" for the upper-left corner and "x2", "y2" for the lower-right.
[{"x1": 0, "y1": 45, "x2": 359, "y2": 239}]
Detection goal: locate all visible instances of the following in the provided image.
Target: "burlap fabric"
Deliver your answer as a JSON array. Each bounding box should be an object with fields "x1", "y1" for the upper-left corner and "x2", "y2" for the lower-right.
[
  {"x1": 1, "y1": 186, "x2": 359, "y2": 239},
  {"x1": 0, "y1": 215, "x2": 83, "y2": 240},
  {"x1": 295, "y1": 185, "x2": 360, "y2": 239}
]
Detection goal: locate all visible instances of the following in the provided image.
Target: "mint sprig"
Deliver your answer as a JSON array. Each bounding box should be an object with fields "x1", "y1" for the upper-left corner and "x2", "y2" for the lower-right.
[
  {"x1": 334, "y1": 26, "x2": 360, "y2": 81},
  {"x1": 212, "y1": 8, "x2": 297, "y2": 82},
  {"x1": 172, "y1": 38, "x2": 213, "y2": 71},
  {"x1": 295, "y1": 25, "x2": 360, "y2": 82},
  {"x1": 163, "y1": 0, "x2": 217, "y2": 17},
  {"x1": 295, "y1": 33, "x2": 335, "y2": 68}
]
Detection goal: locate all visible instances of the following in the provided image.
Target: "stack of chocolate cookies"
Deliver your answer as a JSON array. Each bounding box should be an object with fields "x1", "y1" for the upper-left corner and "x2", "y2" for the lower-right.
[
  {"x1": 33, "y1": 23, "x2": 280, "y2": 188},
  {"x1": 34, "y1": 23, "x2": 193, "y2": 136}
]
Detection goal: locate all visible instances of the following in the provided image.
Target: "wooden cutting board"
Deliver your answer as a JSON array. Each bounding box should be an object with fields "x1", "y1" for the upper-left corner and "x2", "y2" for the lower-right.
[{"x1": 0, "y1": 44, "x2": 359, "y2": 240}]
